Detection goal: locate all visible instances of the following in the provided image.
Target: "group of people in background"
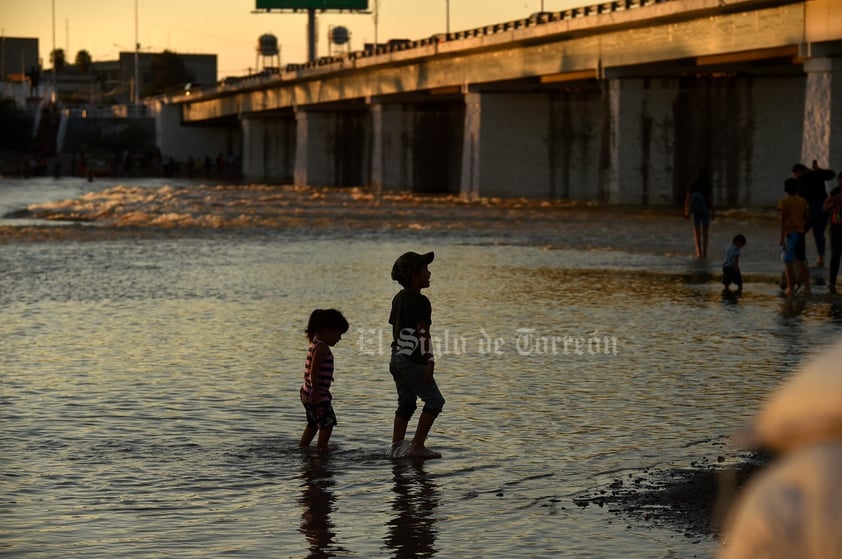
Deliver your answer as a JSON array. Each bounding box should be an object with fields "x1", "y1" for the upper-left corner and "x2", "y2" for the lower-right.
[
  {"x1": 685, "y1": 162, "x2": 842, "y2": 297},
  {"x1": 778, "y1": 161, "x2": 841, "y2": 296}
]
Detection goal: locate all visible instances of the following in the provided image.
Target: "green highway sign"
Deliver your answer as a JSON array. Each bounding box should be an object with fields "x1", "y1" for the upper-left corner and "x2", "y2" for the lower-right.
[{"x1": 256, "y1": 0, "x2": 368, "y2": 9}]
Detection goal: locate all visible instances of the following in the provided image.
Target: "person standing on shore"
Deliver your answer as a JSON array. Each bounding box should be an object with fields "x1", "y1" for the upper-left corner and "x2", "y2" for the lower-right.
[
  {"x1": 792, "y1": 161, "x2": 836, "y2": 267},
  {"x1": 823, "y1": 175, "x2": 842, "y2": 293},
  {"x1": 388, "y1": 251, "x2": 445, "y2": 459},
  {"x1": 684, "y1": 169, "x2": 714, "y2": 259}
]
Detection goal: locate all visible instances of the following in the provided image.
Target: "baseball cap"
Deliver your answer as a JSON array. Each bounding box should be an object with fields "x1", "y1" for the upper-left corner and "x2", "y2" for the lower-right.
[{"x1": 391, "y1": 251, "x2": 434, "y2": 284}]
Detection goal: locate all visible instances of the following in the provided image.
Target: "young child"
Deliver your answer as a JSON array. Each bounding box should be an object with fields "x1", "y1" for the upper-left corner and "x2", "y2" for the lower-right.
[
  {"x1": 388, "y1": 251, "x2": 445, "y2": 459},
  {"x1": 722, "y1": 234, "x2": 747, "y2": 295},
  {"x1": 777, "y1": 178, "x2": 811, "y2": 297},
  {"x1": 300, "y1": 309, "x2": 349, "y2": 450}
]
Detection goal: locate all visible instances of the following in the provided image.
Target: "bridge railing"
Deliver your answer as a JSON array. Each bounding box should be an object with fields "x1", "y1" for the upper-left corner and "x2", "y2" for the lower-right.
[{"x1": 196, "y1": 0, "x2": 677, "y2": 98}]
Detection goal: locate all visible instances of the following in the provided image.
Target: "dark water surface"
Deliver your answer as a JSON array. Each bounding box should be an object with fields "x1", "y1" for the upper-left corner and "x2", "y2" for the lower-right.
[{"x1": 3, "y1": 177, "x2": 842, "y2": 558}]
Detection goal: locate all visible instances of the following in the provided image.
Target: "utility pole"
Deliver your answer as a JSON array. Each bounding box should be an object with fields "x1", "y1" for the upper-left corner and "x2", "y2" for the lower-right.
[
  {"x1": 446, "y1": 0, "x2": 450, "y2": 34},
  {"x1": 134, "y1": 0, "x2": 140, "y2": 106},
  {"x1": 51, "y1": 0, "x2": 56, "y2": 99},
  {"x1": 307, "y1": 8, "x2": 316, "y2": 62},
  {"x1": 373, "y1": 0, "x2": 378, "y2": 48}
]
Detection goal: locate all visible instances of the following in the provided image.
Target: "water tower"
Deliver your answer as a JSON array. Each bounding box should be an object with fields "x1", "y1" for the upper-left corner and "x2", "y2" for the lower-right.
[
  {"x1": 255, "y1": 33, "x2": 280, "y2": 73},
  {"x1": 328, "y1": 25, "x2": 351, "y2": 56}
]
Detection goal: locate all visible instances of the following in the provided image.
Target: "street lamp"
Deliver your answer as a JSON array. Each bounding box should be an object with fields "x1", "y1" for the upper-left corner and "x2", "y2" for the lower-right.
[
  {"x1": 446, "y1": 0, "x2": 450, "y2": 34},
  {"x1": 51, "y1": 0, "x2": 56, "y2": 100},
  {"x1": 134, "y1": 0, "x2": 140, "y2": 107}
]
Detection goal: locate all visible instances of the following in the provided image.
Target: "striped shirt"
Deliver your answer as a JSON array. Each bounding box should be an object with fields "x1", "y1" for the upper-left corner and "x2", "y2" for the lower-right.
[{"x1": 301, "y1": 338, "x2": 334, "y2": 403}]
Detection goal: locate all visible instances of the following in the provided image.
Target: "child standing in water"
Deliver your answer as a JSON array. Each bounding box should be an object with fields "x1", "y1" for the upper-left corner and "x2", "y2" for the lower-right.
[
  {"x1": 778, "y1": 178, "x2": 811, "y2": 297},
  {"x1": 300, "y1": 309, "x2": 349, "y2": 450},
  {"x1": 722, "y1": 234, "x2": 747, "y2": 295},
  {"x1": 388, "y1": 251, "x2": 445, "y2": 459}
]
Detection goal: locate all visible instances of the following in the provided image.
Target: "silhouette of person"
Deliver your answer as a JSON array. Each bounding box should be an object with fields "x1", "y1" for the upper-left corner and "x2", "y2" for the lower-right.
[
  {"x1": 684, "y1": 169, "x2": 714, "y2": 259},
  {"x1": 26, "y1": 65, "x2": 40, "y2": 97},
  {"x1": 792, "y1": 161, "x2": 836, "y2": 267}
]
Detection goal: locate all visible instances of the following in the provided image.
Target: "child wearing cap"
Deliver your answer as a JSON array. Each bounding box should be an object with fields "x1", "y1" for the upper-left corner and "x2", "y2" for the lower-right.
[{"x1": 388, "y1": 251, "x2": 445, "y2": 459}]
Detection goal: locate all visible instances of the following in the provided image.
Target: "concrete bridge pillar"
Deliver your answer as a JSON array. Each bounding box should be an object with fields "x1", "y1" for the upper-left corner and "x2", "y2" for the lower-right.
[
  {"x1": 371, "y1": 102, "x2": 413, "y2": 194},
  {"x1": 241, "y1": 115, "x2": 295, "y2": 183},
  {"x1": 460, "y1": 92, "x2": 552, "y2": 199},
  {"x1": 294, "y1": 110, "x2": 332, "y2": 187},
  {"x1": 293, "y1": 108, "x2": 369, "y2": 188},
  {"x1": 153, "y1": 100, "x2": 235, "y2": 163},
  {"x1": 801, "y1": 57, "x2": 842, "y2": 168},
  {"x1": 606, "y1": 78, "x2": 677, "y2": 206}
]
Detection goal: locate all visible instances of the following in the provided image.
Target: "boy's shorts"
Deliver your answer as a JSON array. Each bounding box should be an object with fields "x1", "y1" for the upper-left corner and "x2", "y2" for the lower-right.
[
  {"x1": 782, "y1": 232, "x2": 806, "y2": 263},
  {"x1": 390, "y1": 353, "x2": 445, "y2": 419},
  {"x1": 302, "y1": 399, "x2": 337, "y2": 430},
  {"x1": 692, "y1": 210, "x2": 711, "y2": 227},
  {"x1": 722, "y1": 266, "x2": 742, "y2": 287}
]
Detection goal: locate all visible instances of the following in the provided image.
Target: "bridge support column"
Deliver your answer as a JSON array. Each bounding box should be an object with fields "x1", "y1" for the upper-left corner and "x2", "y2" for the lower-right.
[
  {"x1": 241, "y1": 115, "x2": 296, "y2": 183},
  {"x1": 801, "y1": 57, "x2": 842, "y2": 167},
  {"x1": 294, "y1": 110, "x2": 332, "y2": 187},
  {"x1": 460, "y1": 92, "x2": 552, "y2": 199},
  {"x1": 371, "y1": 103, "x2": 413, "y2": 193},
  {"x1": 294, "y1": 109, "x2": 368, "y2": 188},
  {"x1": 606, "y1": 78, "x2": 677, "y2": 205},
  {"x1": 154, "y1": 100, "x2": 235, "y2": 163}
]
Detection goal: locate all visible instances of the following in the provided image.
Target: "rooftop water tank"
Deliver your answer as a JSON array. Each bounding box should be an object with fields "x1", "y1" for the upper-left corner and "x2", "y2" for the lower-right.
[
  {"x1": 257, "y1": 33, "x2": 279, "y2": 56},
  {"x1": 330, "y1": 26, "x2": 350, "y2": 46}
]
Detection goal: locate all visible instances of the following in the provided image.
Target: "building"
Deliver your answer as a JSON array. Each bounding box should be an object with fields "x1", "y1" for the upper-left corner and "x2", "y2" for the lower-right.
[
  {"x1": 118, "y1": 52, "x2": 217, "y2": 102},
  {"x1": 1, "y1": 37, "x2": 41, "y2": 102}
]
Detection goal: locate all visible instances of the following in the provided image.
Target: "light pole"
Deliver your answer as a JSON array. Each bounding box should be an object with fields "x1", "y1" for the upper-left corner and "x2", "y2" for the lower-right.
[
  {"x1": 134, "y1": 0, "x2": 140, "y2": 107},
  {"x1": 51, "y1": 0, "x2": 56, "y2": 99},
  {"x1": 373, "y1": 0, "x2": 378, "y2": 48},
  {"x1": 446, "y1": 0, "x2": 450, "y2": 34}
]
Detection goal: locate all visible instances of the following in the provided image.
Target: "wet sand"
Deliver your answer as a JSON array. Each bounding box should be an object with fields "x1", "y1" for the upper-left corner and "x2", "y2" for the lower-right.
[{"x1": 573, "y1": 442, "x2": 772, "y2": 541}]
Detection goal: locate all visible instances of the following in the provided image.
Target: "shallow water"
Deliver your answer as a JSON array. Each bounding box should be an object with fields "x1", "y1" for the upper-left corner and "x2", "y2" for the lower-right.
[{"x1": 3, "y1": 176, "x2": 842, "y2": 558}]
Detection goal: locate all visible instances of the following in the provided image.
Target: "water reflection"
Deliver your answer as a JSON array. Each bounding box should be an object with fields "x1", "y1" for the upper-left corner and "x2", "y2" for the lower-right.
[
  {"x1": 384, "y1": 461, "x2": 440, "y2": 559},
  {"x1": 298, "y1": 452, "x2": 342, "y2": 559},
  {"x1": 780, "y1": 296, "x2": 808, "y2": 320},
  {"x1": 829, "y1": 302, "x2": 842, "y2": 324}
]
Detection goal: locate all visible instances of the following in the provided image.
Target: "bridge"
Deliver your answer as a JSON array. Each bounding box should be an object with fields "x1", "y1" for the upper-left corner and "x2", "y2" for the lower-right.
[{"x1": 151, "y1": 0, "x2": 842, "y2": 206}]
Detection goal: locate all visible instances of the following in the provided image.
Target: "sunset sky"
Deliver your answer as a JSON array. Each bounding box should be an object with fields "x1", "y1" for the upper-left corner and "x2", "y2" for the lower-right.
[{"x1": 3, "y1": 0, "x2": 589, "y2": 80}]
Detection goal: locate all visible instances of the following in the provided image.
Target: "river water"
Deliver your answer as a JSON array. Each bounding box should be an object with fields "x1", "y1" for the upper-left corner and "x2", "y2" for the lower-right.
[{"x1": 3, "y1": 176, "x2": 842, "y2": 558}]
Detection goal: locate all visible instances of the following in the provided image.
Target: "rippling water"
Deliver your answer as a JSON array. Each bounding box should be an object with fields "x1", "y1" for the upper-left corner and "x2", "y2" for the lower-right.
[{"x1": 3, "y1": 176, "x2": 842, "y2": 558}]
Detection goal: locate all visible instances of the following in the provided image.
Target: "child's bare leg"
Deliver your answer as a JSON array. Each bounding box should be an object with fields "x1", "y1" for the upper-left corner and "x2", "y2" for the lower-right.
[
  {"x1": 701, "y1": 223, "x2": 710, "y2": 259},
  {"x1": 316, "y1": 426, "x2": 333, "y2": 450},
  {"x1": 300, "y1": 426, "x2": 317, "y2": 447},
  {"x1": 784, "y1": 262, "x2": 796, "y2": 296},
  {"x1": 392, "y1": 415, "x2": 409, "y2": 444},
  {"x1": 409, "y1": 411, "x2": 441, "y2": 458},
  {"x1": 799, "y1": 261, "x2": 811, "y2": 294},
  {"x1": 693, "y1": 225, "x2": 702, "y2": 258}
]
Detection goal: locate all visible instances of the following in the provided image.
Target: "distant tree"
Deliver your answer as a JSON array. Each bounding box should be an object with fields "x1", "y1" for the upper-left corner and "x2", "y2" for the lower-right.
[
  {"x1": 142, "y1": 50, "x2": 194, "y2": 97},
  {"x1": 50, "y1": 48, "x2": 66, "y2": 72},
  {"x1": 75, "y1": 50, "x2": 93, "y2": 73}
]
